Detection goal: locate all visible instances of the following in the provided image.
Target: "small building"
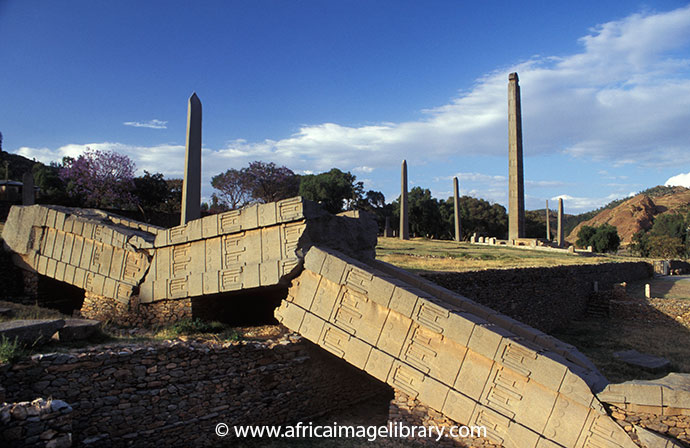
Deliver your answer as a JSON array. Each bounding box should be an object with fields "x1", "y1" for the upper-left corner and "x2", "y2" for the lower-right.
[{"x1": 0, "y1": 180, "x2": 23, "y2": 202}]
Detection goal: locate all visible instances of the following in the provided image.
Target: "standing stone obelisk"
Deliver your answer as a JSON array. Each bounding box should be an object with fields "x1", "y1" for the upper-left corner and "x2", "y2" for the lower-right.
[
  {"x1": 384, "y1": 217, "x2": 393, "y2": 237},
  {"x1": 508, "y1": 72, "x2": 525, "y2": 241},
  {"x1": 557, "y1": 198, "x2": 564, "y2": 247},
  {"x1": 22, "y1": 172, "x2": 35, "y2": 205},
  {"x1": 453, "y1": 177, "x2": 462, "y2": 242},
  {"x1": 400, "y1": 160, "x2": 409, "y2": 240},
  {"x1": 545, "y1": 200, "x2": 551, "y2": 240},
  {"x1": 181, "y1": 93, "x2": 202, "y2": 225}
]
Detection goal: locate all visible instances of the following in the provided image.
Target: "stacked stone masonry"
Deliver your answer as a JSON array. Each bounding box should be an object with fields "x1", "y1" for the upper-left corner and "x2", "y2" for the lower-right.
[
  {"x1": 79, "y1": 292, "x2": 193, "y2": 328},
  {"x1": 1, "y1": 398, "x2": 73, "y2": 448},
  {"x1": 422, "y1": 263, "x2": 652, "y2": 332},
  {"x1": 0, "y1": 335, "x2": 386, "y2": 448}
]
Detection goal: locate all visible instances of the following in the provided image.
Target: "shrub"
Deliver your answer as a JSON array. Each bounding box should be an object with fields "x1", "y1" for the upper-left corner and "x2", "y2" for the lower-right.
[
  {"x1": 169, "y1": 318, "x2": 225, "y2": 336},
  {"x1": 0, "y1": 336, "x2": 26, "y2": 364},
  {"x1": 576, "y1": 224, "x2": 620, "y2": 253}
]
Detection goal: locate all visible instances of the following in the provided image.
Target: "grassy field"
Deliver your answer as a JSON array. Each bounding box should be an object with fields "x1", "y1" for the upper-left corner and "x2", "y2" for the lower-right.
[
  {"x1": 552, "y1": 315, "x2": 690, "y2": 383},
  {"x1": 375, "y1": 237, "x2": 634, "y2": 272}
]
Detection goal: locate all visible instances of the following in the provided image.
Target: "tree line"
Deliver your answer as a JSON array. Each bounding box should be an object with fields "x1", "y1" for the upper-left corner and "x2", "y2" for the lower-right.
[{"x1": 3, "y1": 148, "x2": 637, "y2": 251}]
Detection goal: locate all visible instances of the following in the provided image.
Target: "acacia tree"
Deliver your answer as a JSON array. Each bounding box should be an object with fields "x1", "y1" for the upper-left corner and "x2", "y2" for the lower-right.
[
  {"x1": 243, "y1": 161, "x2": 300, "y2": 203},
  {"x1": 211, "y1": 161, "x2": 299, "y2": 208},
  {"x1": 60, "y1": 148, "x2": 136, "y2": 209},
  {"x1": 211, "y1": 168, "x2": 251, "y2": 209}
]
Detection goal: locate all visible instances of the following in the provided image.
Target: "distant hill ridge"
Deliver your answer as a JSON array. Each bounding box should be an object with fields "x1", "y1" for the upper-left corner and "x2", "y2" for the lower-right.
[{"x1": 566, "y1": 185, "x2": 690, "y2": 245}]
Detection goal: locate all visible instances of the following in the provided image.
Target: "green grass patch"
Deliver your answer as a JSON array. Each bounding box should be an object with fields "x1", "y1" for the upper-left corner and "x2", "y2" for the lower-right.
[
  {"x1": 0, "y1": 336, "x2": 27, "y2": 364},
  {"x1": 376, "y1": 237, "x2": 636, "y2": 273},
  {"x1": 156, "y1": 318, "x2": 240, "y2": 341},
  {"x1": 0, "y1": 300, "x2": 67, "y2": 323}
]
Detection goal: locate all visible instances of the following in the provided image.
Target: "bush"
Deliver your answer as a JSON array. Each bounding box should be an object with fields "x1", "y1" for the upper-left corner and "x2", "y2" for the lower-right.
[
  {"x1": 0, "y1": 336, "x2": 26, "y2": 364},
  {"x1": 576, "y1": 226, "x2": 597, "y2": 249},
  {"x1": 169, "y1": 318, "x2": 225, "y2": 335},
  {"x1": 648, "y1": 234, "x2": 686, "y2": 258},
  {"x1": 576, "y1": 224, "x2": 620, "y2": 253}
]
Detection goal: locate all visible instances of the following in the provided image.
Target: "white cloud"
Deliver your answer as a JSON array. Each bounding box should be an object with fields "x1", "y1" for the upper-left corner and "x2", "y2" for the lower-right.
[
  {"x1": 123, "y1": 119, "x2": 168, "y2": 129},
  {"x1": 188, "y1": 6, "x2": 690, "y2": 173},
  {"x1": 16, "y1": 142, "x2": 185, "y2": 176},
  {"x1": 665, "y1": 172, "x2": 690, "y2": 188},
  {"x1": 12, "y1": 6, "x2": 690, "y2": 207},
  {"x1": 550, "y1": 192, "x2": 624, "y2": 212}
]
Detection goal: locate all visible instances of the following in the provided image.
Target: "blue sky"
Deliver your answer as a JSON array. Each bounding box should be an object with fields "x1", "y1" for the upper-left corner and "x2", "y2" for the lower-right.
[{"x1": 3, "y1": 1, "x2": 690, "y2": 213}]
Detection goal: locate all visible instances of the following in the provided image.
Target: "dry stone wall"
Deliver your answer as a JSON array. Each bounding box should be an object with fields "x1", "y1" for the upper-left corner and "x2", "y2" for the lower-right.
[
  {"x1": 0, "y1": 335, "x2": 387, "y2": 448},
  {"x1": 1, "y1": 398, "x2": 73, "y2": 448},
  {"x1": 79, "y1": 292, "x2": 193, "y2": 327},
  {"x1": 421, "y1": 262, "x2": 652, "y2": 332}
]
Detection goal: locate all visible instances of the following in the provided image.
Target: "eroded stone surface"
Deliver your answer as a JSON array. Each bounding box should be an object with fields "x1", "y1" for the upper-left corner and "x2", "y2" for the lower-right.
[
  {"x1": 2, "y1": 199, "x2": 376, "y2": 305},
  {"x1": 634, "y1": 425, "x2": 685, "y2": 448},
  {"x1": 2, "y1": 205, "x2": 159, "y2": 303},
  {"x1": 598, "y1": 373, "x2": 690, "y2": 411},
  {"x1": 275, "y1": 246, "x2": 636, "y2": 448},
  {"x1": 614, "y1": 349, "x2": 671, "y2": 373},
  {"x1": 54, "y1": 319, "x2": 102, "y2": 342},
  {"x1": 0, "y1": 319, "x2": 65, "y2": 345}
]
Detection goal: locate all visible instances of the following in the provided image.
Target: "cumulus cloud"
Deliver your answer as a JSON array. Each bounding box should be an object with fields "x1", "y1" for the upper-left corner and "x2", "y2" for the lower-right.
[
  {"x1": 551, "y1": 193, "x2": 625, "y2": 212},
  {"x1": 12, "y1": 6, "x2": 690, "y2": 206},
  {"x1": 665, "y1": 172, "x2": 690, "y2": 188},
  {"x1": 16, "y1": 142, "x2": 186, "y2": 176},
  {"x1": 192, "y1": 5, "x2": 690, "y2": 171},
  {"x1": 123, "y1": 119, "x2": 168, "y2": 129}
]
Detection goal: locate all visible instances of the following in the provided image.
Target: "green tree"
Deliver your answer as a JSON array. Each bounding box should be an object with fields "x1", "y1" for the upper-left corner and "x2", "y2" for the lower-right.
[
  {"x1": 577, "y1": 224, "x2": 620, "y2": 253},
  {"x1": 163, "y1": 179, "x2": 183, "y2": 213},
  {"x1": 211, "y1": 168, "x2": 251, "y2": 209},
  {"x1": 211, "y1": 161, "x2": 299, "y2": 207},
  {"x1": 648, "y1": 234, "x2": 685, "y2": 258},
  {"x1": 133, "y1": 171, "x2": 171, "y2": 211},
  {"x1": 591, "y1": 224, "x2": 621, "y2": 253},
  {"x1": 459, "y1": 196, "x2": 508, "y2": 239},
  {"x1": 525, "y1": 210, "x2": 547, "y2": 239},
  {"x1": 632, "y1": 212, "x2": 690, "y2": 258},
  {"x1": 299, "y1": 168, "x2": 363, "y2": 214},
  {"x1": 576, "y1": 225, "x2": 597, "y2": 248},
  {"x1": 630, "y1": 230, "x2": 650, "y2": 257},
  {"x1": 32, "y1": 163, "x2": 70, "y2": 205},
  {"x1": 244, "y1": 161, "x2": 300, "y2": 203},
  {"x1": 650, "y1": 213, "x2": 686, "y2": 240}
]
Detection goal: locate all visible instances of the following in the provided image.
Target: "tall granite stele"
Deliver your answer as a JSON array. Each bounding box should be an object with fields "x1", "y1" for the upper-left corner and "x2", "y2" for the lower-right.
[
  {"x1": 181, "y1": 93, "x2": 202, "y2": 225},
  {"x1": 508, "y1": 73, "x2": 525, "y2": 241},
  {"x1": 400, "y1": 160, "x2": 409, "y2": 240},
  {"x1": 453, "y1": 177, "x2": 462, "y2": 242},
  {"x1": 22, "y1": 172, "x2": 35, "y2": 205},
  {"x1": 545, "y1": 199, "x2": 550, "y2": 240},
  {"x1": 557, "y1": 197, "x2": 564, "y2": 247}
]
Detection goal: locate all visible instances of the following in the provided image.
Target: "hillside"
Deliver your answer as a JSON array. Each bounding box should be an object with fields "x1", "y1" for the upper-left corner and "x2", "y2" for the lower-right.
[
  {"x1": 0, "y1": 150, "x2": 42, "y2": 180},
  {"x1": 566, "y1": 186, "x2": 690, "y2": 245}
]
